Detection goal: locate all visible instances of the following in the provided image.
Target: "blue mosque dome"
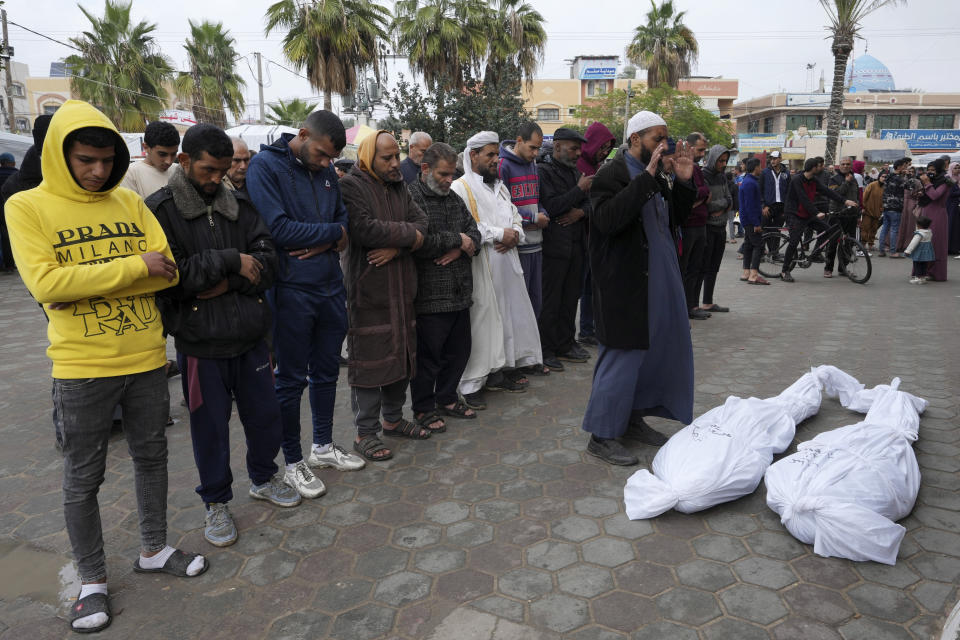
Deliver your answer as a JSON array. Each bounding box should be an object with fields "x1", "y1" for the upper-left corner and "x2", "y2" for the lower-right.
[{"x1": 845, "y1": 54, "x2": 895, "y2": 93}]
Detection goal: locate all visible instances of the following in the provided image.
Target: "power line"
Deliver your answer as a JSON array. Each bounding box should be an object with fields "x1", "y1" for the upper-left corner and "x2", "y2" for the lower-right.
[{"x1": 8, "y1": 20, "x2": 81, "y2": 51}]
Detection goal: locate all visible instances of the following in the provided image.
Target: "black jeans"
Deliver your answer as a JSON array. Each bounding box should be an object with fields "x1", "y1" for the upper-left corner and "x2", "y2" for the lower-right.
[
  {"x1": 540, "y1": 248, "x2": 584, "y2": 358},
  {"x1": 824, "y1": 214, "x2": 858, "y2": 272},
  {"x1": 698, "y1": 224, "x2": 727, "y2": 305},
  {"x1": 410, "y1": 309, "x2": 472, "y2": 414},
  {"x1": 765, "y1": 203, "x2": 785, "y2": 254},
  {"x1": 678, "y1": 226, "x2": 706, "y2": 310},
  {"x1": 782, "y1": 214, "x2": 831, "y2": 273},
  {"x1": 742, "y1": 226, "x2": 764, "y2": 271}
]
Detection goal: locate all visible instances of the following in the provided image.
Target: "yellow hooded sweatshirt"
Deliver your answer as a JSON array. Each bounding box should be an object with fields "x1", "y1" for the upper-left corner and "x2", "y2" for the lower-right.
[{"x1": 5, "y1": 100, "x2": 178, "y2": 378}]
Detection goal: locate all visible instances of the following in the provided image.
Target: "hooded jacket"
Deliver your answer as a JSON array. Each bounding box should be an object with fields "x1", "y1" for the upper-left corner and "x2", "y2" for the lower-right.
[
  {"x1": 340, "y1": 133, "x2": 428, "y2": 388},
  {"x1": 701, "y1": 145, "x2": 732, "y2": 225},
  {"x1": 5, "y1": 100, "x2": 178, "y2": 378},
  {"x1": 245, "y1": 133, "x2": 348, "y2": 295},
  {"x1": 498, "y1": 141, "x2": 547, "y2": 251},
  {"x1": 147, "y1": 165, "x2": 277, "y2": 359},
  {"x1": 538, "y1": 153, "x2": 591, "y2": 259},
  {"x1": 577, "y1": 122, "x2": 616, "y2": 177}
]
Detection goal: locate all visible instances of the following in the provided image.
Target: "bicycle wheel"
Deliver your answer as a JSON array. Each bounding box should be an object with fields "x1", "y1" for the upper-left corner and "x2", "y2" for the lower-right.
[
  {"x1": 758, "y1": 232, "x2": 791, "y2": 278},
  {"x1": 839, "y1": 236, "x2": 871, "y2": 284}
]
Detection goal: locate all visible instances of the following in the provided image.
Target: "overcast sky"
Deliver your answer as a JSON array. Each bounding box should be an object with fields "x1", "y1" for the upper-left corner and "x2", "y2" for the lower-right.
[{"x1": 5, "y1": 0, "x2": 960, "y2": 122}]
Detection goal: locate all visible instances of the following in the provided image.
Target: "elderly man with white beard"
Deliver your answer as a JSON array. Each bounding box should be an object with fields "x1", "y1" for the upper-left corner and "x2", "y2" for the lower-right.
[{"x1": 451, "y1": 131, "x2": 542, "y2": 410}]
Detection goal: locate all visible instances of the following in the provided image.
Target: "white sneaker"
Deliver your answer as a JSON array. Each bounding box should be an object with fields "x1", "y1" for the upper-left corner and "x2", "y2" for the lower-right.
[
  {"x1": 283, "y1": 460, "x2": 326, "y2": 499},
  {"x1": 909, "y1": 277, "x2": 920, "y2": 284},
  {"x1": 308, "y1": 443, "x2": 366, "y2": 471}
]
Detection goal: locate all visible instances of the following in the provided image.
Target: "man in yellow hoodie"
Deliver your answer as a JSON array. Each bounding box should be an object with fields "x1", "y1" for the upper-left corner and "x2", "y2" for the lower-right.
[{"x1": 5, "y1": 100, "x2": 208, "y2": 634}]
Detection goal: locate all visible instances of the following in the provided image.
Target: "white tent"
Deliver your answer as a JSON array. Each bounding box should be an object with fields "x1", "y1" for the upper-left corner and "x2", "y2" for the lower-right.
[
  {"x1": 224, "y1": 124, "x2": 299, "y2": 151},
  {"x1": 0, "y1": 131, "x2": 35, "y2": 165}
]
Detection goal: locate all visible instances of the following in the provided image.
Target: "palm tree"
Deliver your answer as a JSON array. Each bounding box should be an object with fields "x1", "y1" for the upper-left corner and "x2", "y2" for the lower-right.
[
  {"x1": 65, "y1": 0, "x2": 174, "y2": 131},
  {"x1": 265, "y1": 0, "x2": 391, "y2": 111},
  {"x1": 266, "y1": 98, "x2": 319, "y2": 127},
  {"x1": 626, "y1": 0, "x2": 698, "y2": 90},
  {"x1": 820, "y1": 0, "x2": 902, "y2": 166},
  {"x1": 484, "y1": 0, "x2": 547, "y2": 90},
  {"x1": 392, "y1": 0, "x2": 488, "y2": 90},
  {"x1": 174, "y1": 20, "x2": 246, "y2": 129}
]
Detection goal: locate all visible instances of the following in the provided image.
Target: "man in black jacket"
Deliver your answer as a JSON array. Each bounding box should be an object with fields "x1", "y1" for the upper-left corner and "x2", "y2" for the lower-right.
[
  {"x1": 581, "y1": 111, "x2": 697, "y2": 466},
  {"x1": 408, "y1": 142, "x2": 482, "y2": 430},
  {"x1": 780, "y1": 157, "x2": 858, "y2": 282},
  {"x1": 823, "y1": 156, "x2": 861, "y2": 277},
  {"x1": 148, "y1": 124, "x2": 301, "y2": 549},
  {"x1": 538, "y1": 127, "x2": 593, "y2": 371}
]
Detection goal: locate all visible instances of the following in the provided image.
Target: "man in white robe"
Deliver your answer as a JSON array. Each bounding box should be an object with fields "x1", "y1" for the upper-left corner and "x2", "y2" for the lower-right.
[{"x1": 452, "y1": 132, "x2": 542, "y2": 409}]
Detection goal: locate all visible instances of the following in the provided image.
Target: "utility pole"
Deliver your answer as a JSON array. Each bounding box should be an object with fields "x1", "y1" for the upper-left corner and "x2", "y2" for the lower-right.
[
  {"x1": 1, "y1": 9, "x2": 17, "y2": 133},
  {"x1": 254, "y1": 52, "x2": 265, "y2": 125},
  {"x1": 622, "y1": 80, "x2": 632, "y2": 144}
]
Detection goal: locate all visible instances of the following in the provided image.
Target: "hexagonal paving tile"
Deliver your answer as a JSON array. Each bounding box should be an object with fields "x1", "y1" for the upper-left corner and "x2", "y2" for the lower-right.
[
  {"x1": 451, "y1": 482, "x2": 497, "y2": 502},
  {"x1": 573, "y1": 496, "x2": 620, "y2": 518},
  {"x1": 393, "y1": 523, "x2": 442, "y2": 549},
  {"x1": 846, "y1": 583, "x2": 919, "y2": 623},
  {"x1": 239, "y1": 549, "x2": 298, "y2": 586},
  {"x1": 523, "y1": 497, "x2": 571, "y2": 520},
  {"x1": 446, "y1": 521, "x2": 494, "y2": 547},
  {"x1": 323, "y1": 502, "x2": 373, "y2": 528},
  {"x1": 424, "y1": 501, "x2": 470, "y2": 525},
  {"x1": 372, "y1": 570, "x2": 432, "y2": 606},
  {"x1": 702, "y1": 618, "x2": 769, "y2": 640},
  {"x1": 734, "y1": 556, "x2": 798, "y2": 590},
  {"x1": 474, "y1": 499, "x2": 521, "y2": 523},
  {"x1": 558, "y1": 563, "x2": 615, "y2": 598},
  {"x1": 476, "y1": 464, "x2": 519, "y2": 483},
  {"x1": 705, "y1": 512, "x2": 760, "y2": 536},
  {"x1": 355, "y1": 546, "x2": 409, "y2": 578},
  {"x1": 329, "y1": 603, "x2": 396, "y2": 640},
  {"x1": 746, "y1": 531, "x2": 808, "y2": 561},
  {"x1": 268, "y1": 611, "x2": 332, "y2": 640},
  {"x1": 500, "y1": 479, "x2": 543, "y2": 500},
  {"x1": 313, "y1": 579, "x2": 375, "y2": 613},
  {"x1": 613, "y1": 561, "x2": 675, "y2": 596},
  {"x1": 720, "y1": 584, "x2": 789, "y2": 625},
  {"x1": 601, "y1": 513, "x2": 654, "y2": 540},
  {"x1": 633, "y1": 534, "x2": 693, "y2": 565},
  {"x1": 471, "y1": 595, "x2": 525, "y2": 623},
  {"x1": 771, "y1": 616, "x2": 845, "y2": 640},
  {"x1": 656, "y1": 587, "x2": 722, "y2": 626},
  {"x1": 497, "y1": 518, "x2": 548, "y2": 546},
  {"x1": 526, "y1": 540, "x2": 579, "y2": 571},
  {"x1": 582, "y1": 537, "x2": 635, "y2": 567},
  {"x1": 676, "y1": 559, "x2": 737, "y2": 591},
  {"x1": 692, "y1": 534, "x2": 749, "y2": 563},
  {"x1": 498, "y1": 567, "x2": 553, "y2": 600},
  {"x1": 436, "y1": 568, "x2": 494, "y2": 602},
  {"x1": 591, "y1": 591, "x2": 659, "y2": 632},
  {"x1": 282, "y1": 523, "x2": 339, "y2": 555},
  {"x1": 790, "y1": 555, "x2": 858, "y2": 590},
  {"x1": 781, "y1": 584, "x2": 854, "y2": 625},
  {"x1": 530, "y1": 593, "x2": 590, "y2": 633},
  {"x1": 552, "y1": 516, "x2": 601, "y2": 542},
  {"x1": 413, "y1": 546, "x2": 466, "y2": 574}
]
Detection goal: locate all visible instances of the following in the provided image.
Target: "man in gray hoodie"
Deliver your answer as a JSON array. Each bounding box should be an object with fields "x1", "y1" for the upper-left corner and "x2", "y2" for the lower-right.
[{"x1": 697, "y1": 145, "x2": 733, "y2": 314}]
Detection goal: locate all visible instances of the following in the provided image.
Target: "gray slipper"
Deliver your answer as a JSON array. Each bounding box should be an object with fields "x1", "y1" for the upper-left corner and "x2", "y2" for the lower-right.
[
  {"x1": 70, "y1": 592, "x2": 111, "y2": 634},
  {"x1": 133, "y1": 549, "x2": 208, "y2": 577}
]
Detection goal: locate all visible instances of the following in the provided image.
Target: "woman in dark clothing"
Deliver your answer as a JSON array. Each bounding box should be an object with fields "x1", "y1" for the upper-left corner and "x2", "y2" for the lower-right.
[{"x1": 947, "y1": 162, "x2": 960, "y2": 255}]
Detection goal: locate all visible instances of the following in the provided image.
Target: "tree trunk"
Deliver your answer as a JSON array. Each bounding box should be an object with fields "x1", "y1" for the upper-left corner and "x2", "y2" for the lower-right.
[
  {"x1": 825, "y1": 35, "x2": 852, "y2": 167},
  {"x1": 324, "y1": 92, "x2": 333, "y2": 112}
]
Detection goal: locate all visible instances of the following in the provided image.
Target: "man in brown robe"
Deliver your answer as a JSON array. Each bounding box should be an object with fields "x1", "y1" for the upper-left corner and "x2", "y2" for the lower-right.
[{"x1": 340, "y1": 131, "x2": 429, "y2": 462}]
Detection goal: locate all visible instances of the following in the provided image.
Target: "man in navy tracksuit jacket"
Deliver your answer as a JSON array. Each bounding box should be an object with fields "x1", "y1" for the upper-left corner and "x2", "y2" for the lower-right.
[{"x1": 246, "y1": 111, "x2": 366, "y2": 500}]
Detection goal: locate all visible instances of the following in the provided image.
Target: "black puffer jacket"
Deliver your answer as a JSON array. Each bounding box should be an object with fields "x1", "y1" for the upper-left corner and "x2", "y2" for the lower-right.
[
  {"x1": 147, "y1": 166, "x2": 277, "y2": 359},
  {"x1": 538, "y1": 155, "x2": 591, "y2": 259}
]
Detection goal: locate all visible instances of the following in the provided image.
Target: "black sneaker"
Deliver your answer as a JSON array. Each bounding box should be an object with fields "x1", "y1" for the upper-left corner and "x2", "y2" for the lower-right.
[
  {"x1": 542, "y1": 356, "x2": 565, "y2": 371},
  {"x1": 578, "y1": 335, "x2": 598, "y2": 346},
  {"x1": 622, "y1": 418, "x2": 669, "y2": 446},
  {"x1": 688, "y1": 308, "x2": 711, "y2": 320},
  {"x1": 461, "y1": 391, "x2": 487, "y2": 410},
  {"x1": 557, "y1": 345, "x2": 590, "y2": 363},
  {"x1": 780, "y1": 272, "x2": 795, "y2": 283},
  {"x1": 586, "y1": 437, "x2": 639, "y2": 466}
]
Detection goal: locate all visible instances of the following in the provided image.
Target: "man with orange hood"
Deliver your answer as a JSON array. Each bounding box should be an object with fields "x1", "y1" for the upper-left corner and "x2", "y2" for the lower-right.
[{"x1": 340, "y1": 131, "x2": 429, "y2": 463}]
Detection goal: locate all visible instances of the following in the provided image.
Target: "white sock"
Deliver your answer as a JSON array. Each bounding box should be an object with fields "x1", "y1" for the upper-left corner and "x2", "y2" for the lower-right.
[
  {"x1": 139, "y1": 545, "x2": 206, "y2": 576},
  {"x1": 286, "y1": 461, "x2": 299, "y2": 473},
  {"x1": 312, "y1": 443, "x2": 332, "y2": 454},
  {"x1": 73, "y1": 583, "x2": 109, "y2": 630}
]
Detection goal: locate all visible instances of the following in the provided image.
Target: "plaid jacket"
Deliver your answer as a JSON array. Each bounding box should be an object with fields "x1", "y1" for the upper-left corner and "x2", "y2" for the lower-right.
[{"x1": 407, "y1": 179, "x2": 482, "y2": 315}]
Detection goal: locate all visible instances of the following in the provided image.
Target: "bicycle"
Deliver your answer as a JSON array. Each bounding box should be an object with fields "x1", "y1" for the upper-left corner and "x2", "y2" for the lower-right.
[{"x1": 758, "y1": 207, "x2": 872, "y2": 284}]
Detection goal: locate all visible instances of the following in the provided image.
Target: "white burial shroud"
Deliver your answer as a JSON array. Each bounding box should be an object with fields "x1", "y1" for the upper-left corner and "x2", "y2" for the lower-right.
[
  {"x1": 764, "y1": 378, "x2": 927, "y2": 565},
  {"x1": 623, "y1": 365, "x2": 866, "y2": 520}
]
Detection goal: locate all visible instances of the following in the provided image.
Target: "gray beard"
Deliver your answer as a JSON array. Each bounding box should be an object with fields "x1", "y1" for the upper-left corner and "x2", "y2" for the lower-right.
[
  {"x1": 423, "y1": 172, "x2": 450, "y2": 196},
  {"x1": 555, "y1": 154, "x2": 577, "y2": 168}
]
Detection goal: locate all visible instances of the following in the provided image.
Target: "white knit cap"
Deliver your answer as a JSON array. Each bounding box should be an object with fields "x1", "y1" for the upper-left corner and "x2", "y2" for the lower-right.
[
  {"x1": 625, "y1": 111, "x2": 667, "y2": 139},
  {"x1": 466, "y1": 131, "x2": 499, "y2": 150}
]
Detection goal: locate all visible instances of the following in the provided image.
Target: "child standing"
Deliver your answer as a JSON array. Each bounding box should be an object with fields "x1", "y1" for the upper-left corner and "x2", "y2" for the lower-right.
[{"x1": 904, "y1": 215, "x2": 934, "y2": 284}]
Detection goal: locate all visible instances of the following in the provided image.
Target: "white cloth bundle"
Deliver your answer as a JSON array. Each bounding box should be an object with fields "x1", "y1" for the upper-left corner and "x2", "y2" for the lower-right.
[
  {"x1": 623, "y1": 365, "x2": 861, "y2": 520},
  {"x1": 765, "y1": 378, "x2": 927, "y2": 565}
]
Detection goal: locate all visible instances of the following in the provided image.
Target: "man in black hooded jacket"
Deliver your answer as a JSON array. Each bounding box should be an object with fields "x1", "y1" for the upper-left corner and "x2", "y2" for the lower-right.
[{"x1": 1, "y1": 115, "x2": 52, "y2": 269}]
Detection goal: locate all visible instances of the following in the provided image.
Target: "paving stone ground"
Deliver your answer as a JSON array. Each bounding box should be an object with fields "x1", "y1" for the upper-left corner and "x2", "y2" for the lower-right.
[{"x1": 1, "y1": 245, "x2": 958, "y2": 639}]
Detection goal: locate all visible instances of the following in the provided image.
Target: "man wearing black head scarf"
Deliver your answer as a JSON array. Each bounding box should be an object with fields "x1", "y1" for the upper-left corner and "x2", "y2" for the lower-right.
[{"x1": 1, "y1": 115, "x2": 53, "y2": 269}]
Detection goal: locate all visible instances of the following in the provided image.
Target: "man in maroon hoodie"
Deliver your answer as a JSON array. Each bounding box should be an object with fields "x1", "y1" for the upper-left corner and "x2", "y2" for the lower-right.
[
  {"x1": 575, "y1": 122, "x2": 616, "y2": 345},
  {"x1": 679, "y1": 132, "x2": 711, "y2": 320}
]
